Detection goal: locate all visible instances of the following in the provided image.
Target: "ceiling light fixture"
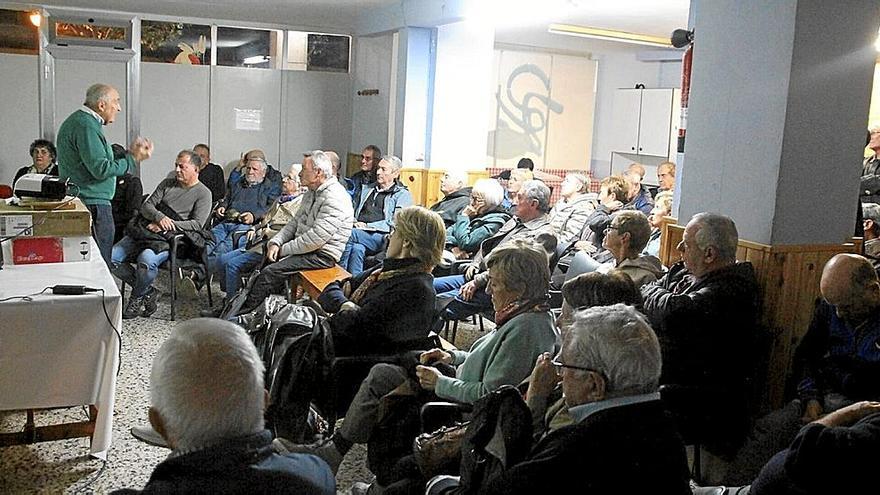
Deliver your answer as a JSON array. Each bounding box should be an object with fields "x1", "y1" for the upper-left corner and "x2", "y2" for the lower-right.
[
  {"x1": 29, "y1": 11, "x2": 41, "y2": 27},
  {"x1": 243, "y1": 55, "x2": 269, "y2": 65},
  {"x1": 548, "y1": 23, "x2": 672, "y2": 48}
]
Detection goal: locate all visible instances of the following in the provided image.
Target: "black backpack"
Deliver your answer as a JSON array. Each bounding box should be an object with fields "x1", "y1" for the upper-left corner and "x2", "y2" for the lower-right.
[
  {"x1": 455, "y1": 385, "x2": 533, "y2": 494},
  {"x1": 243, "y1": 300, "x2": 335, "y2": 442}
]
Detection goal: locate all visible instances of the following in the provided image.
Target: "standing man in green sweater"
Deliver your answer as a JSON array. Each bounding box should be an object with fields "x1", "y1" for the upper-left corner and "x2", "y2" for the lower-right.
[{"x1": 57, "y1": 83, "x2": 154, "y2": 264}]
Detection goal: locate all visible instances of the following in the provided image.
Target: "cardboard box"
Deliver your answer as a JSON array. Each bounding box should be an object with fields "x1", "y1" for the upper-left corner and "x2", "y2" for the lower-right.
[
  {"x1": 0, "y1": 198, "x2": 91, "y2": 238},
  {"x1": 2, "y1": 236, "x2": 91, "y2": 265}
]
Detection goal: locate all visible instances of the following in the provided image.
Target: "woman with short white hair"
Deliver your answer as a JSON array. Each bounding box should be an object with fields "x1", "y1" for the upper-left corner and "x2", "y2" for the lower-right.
[{"x1": 446, "y1": 178, "x2": 512, "y2": 258}]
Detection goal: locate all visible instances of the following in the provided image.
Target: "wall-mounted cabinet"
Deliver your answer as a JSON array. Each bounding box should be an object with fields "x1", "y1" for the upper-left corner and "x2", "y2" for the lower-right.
[{"x1": 609, "y1": 88, "x2": 681, "y2": 159}]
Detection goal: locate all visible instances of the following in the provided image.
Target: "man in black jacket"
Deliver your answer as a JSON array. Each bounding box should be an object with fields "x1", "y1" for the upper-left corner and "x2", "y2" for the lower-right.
[
  {"x1": 429, "y1": 170, "x2": 472, "y2": 227},
  {"x1": 640, "y1": 212, "x2": 760, "y2": 458}
]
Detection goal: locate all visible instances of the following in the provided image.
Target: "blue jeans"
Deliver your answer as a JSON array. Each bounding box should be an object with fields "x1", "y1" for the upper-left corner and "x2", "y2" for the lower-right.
[
  {"x1": 111, "y1": 236, "x2": 170, "y2": 297},
  {"x1": 214, "y1": 248, "x2": 263, "y2": 301},
  {"x1": 87, "y1": 203, "x2": 115, "y2": 265},
  {"x1": 433, "y1": 274, "x2": 494, "y2": 321},
  {"x1": 206, "y1": 222, "x2": 249, "y2": 279},
  {"x1": 340, "y1": 228, "x2": 386, "y2": 276}
]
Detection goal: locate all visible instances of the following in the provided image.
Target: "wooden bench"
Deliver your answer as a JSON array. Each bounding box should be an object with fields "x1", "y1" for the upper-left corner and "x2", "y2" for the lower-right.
[{"x1": 290, "y1": 265, "x2": 351, "y2": 301}]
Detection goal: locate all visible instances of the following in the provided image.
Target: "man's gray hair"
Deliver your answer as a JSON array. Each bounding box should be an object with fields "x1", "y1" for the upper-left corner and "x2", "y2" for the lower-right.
[
  {"x1": 520, "y1": 179, "x2": 551, "y2": 213},
  {"x1": 690, "y1": 212, "x2": 738, "y2": 262},
  {"x1": 870, "y1": 123, "x2": 880, "y2": 134},
  {"x1": 324, "y1": 151, "x2": 341, "y2": 175},
  {"x1": 245, "y1": 155, "x2": 268, "y2": 171},
  {"x1": 472, "y1": 178, "x2": 504, "y2": 209},
  {"x1": 84, "y1": 83, "x2": 116, "y2": 108},
  {"x1": 309, "y1": 150, "x2": 334, "y2": 178},
  {"x1": 565, "y1": 304, "x2": 661, "y2": 397},
  {"x1": 381, "y1": 154, "x2": 403, "y2": 173},
  {"x1": 288, "y1": 163, "x2": 303, "y2": 183},
  {"x1": 863, "y1": 203, "x2": 880, "y2": 234},
  {"x1": 566, "y1": 173, "x2": 590, "y2": 194},
  {"x1": 177, "y1": 149, "x2": 202, "y2": 169},
  {"x1": 150, "y1": 318, "x2": 265, "y2": 451}
]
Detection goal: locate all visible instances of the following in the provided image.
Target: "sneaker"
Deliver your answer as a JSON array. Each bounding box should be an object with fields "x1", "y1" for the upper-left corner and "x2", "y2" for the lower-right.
[
  {"x1": 123, "y1": 295, "x2": 144, "y2": 320},
  {"x1": 142, "y1": 287, "x2": 159, "y2": 317},
  {"x1": 176, "y1": 268, "x2": 200, "y2": 299},
  {"x1": 131, "y1": 424, "x2": 169, "y2": 448},
  {"x1": 272, "y1": 436, "x2": 344, "y2": 474}
]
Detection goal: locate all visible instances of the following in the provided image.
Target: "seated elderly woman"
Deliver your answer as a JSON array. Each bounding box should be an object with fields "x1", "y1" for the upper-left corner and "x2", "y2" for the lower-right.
[
  {"x1": 548, "y1": 173, "x2": 596, "y2": 246},
  {"x1": 644, "y1": 190, "x2": 673, "y2": 258},
  {"x1": 275, "y1": 240, "x2": 558, "y2": 483},
  {"x1": 13, "y1": 139, "x2": 58, "y2": 187},
  {"x1": 318, "y1": 205, "x2": 446, "y2": 356},
  {"x1": 445, "y1": 178, "x2": 511, "y2": 259},
  {"x1": 564, "y1": 210, "x2": 664, "y2": 288}
]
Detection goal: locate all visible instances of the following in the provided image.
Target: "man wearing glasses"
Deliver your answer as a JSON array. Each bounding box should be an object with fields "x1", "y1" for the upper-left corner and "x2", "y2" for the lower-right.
[{"x1": 429, "y1": 304, "x2": 690, "y2": 493}]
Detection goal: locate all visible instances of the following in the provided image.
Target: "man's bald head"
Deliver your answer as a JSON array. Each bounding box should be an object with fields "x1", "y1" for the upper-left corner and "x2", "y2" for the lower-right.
[{"x1": 820, "y1": 253, "x2": 880, "y2": 324}]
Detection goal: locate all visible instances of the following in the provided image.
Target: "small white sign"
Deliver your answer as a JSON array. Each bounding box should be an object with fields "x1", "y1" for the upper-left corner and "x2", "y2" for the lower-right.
[
  {"x1": 1, "y1": 215, "x2": 33, "y2": 237},
  {"x1": 234, "y1": 108, "x2": 262, "y2": 131}
]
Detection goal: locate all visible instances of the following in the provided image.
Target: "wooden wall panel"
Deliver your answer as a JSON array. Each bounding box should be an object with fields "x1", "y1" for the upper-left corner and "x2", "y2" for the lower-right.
[
  {"x1": 425, "y1": 170, "x2": 445, "y2": 208},
  {"x1": 401, "y1": 168, "x2": 427, "y2": 206},
  {"x1": 467, "y1": 170, "x2": 491, "y2": 186}
]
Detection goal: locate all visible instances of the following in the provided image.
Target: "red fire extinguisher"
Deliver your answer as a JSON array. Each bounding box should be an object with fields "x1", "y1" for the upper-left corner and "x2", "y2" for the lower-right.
[{"x1": 678, "y1": 44, "x2": 692, "y2": 154}]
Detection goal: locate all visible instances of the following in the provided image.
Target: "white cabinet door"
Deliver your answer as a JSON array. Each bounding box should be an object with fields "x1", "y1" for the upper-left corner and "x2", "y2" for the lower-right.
[
  {"x1": 610, "y1": 89, "x2": 642, "y2": 154},
  {"x1": 637, "y1": 89, "x2": 674, "y2": 156}
]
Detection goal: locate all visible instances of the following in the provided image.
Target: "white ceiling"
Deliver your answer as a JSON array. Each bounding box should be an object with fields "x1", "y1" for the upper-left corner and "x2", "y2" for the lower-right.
[{"x1": 20, "y1": 0, "x2": 689, "y2": 38}]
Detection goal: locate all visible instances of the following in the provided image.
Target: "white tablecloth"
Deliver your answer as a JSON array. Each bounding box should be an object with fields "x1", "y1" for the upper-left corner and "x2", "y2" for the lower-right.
[{"x1": 0, "y1": 239, "x2": 121, "y2": 460}]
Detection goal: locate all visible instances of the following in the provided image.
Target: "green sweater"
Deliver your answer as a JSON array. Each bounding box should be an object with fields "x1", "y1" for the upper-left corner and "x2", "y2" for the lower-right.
[
  {"x1": 57, "y1": 109, "x2": 134, "y2": 205},
  {"x1": 435, "y1": 311, "x2": 558, "y2": 404}
]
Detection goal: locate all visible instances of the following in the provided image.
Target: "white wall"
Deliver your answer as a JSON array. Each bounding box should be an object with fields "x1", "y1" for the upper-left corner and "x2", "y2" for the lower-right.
[
  {"x1": 494, "y1": 30, "x2": 682, "y2": 178},
  {"x1": 0, "y1": 54, "x2": 39, "y2": 185},
  {"x1": 140, "y1": 63, "x2": 210, "y2": 191},
  {"x1": 281, "y1": 70, "x2": 352, "y2": 168},
  {"x1": 430, "y1": 20, "x2": 495, "y2": 171},
  {"x1": 350, "y1": 33, "x2": 394, "y2": 162}
]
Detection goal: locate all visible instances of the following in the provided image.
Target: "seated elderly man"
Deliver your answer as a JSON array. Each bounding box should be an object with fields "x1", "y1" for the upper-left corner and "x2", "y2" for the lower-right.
[
  {"x1": 623, "y1": 168, "x2": 654, "y2": 216},
  {"x1": 339, "y1": 155, "x2": 413, "y2": 275},
  {"x1": 726, "y1": 253, "x2": 880, "y2": 484},
  {"x1": 207, "y1": 153, "x2": 281, "y2": 262},
  {"x1": 117, "y1": 318, "x2": 334, "y2": 494},
  {"x1": 745, "y1": 401, "x2": 880, "y2": 495},
  {"x1": 111, "y1": 150, "x2": 212, "y2": 319},
  {"x1": 549, "y1": 173, "x2": 596, "y2": 246},
  {"x1": 195, "y1": 164, "x2": 304, "y2": 310},
  {"x1": 446, "y1": 178, "x2": 511, "y2": 259},
  {"x1": 861, "y1": 202, "x2": 880, "y2": 265},
  {"x1": 235, "y1": 150, "x2": 353, "y2": 316},
  {"x1": 564, "y1": 210, "x2": 663, "y2": 288},
  {"x1": 655, "y1": 160, "x2": 676, "y2": 196},
  {"x1": 427, "y1": 304, "x2": 691, "y2": 494},
  {"x1": 429, "y1": 170, "x2": 472, "y2": 227},
  {"x1": 640, "y1": 212, "x2": 759, "y2": 459},
  {"x1": 434, "y1": 179, "x2": 555, "y2": 322}
]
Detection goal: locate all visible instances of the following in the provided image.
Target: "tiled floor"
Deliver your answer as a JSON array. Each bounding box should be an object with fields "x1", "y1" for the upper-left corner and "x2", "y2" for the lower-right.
[{"x1": 0, "y1": 272, "x2": 489, "y2": 494}]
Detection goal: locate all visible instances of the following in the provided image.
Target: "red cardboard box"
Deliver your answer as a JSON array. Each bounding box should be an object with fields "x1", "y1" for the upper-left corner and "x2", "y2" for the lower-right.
[{"x1": 11, "y1": 236, "x2": 64, "y2": 264}]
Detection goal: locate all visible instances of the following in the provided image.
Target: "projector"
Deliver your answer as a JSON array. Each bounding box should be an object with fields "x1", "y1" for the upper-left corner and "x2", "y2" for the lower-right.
[{"x1": 14, "y1": 174, "x2": 69, "y2": 201}]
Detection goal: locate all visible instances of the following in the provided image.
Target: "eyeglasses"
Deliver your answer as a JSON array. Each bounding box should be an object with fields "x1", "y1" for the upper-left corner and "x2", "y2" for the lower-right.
[
  {"x1": 604, "y1": 225, "x2": 621, "y2": 233},
  {"x1": 551, "y1": 357, "x2": 603, "y2": 376}
]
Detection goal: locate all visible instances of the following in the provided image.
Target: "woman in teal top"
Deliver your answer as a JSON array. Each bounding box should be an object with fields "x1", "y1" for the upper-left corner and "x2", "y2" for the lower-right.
[{"x1": 273, "y1": 239, "x2": 559, "y2": 483}]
